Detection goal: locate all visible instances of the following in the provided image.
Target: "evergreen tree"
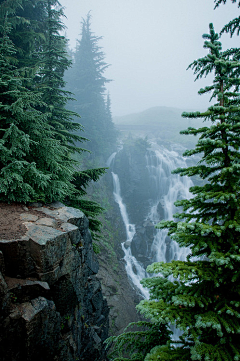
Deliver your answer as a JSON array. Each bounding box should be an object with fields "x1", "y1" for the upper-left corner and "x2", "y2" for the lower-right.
[
  {"x1": 109, "y1": 24, "x2": 240, "y2": 361},
  {"x1": 65, "y1": 13, "x2": 117, "y2": 158},
  {"x1": 36, "y1": 0, "x2": 86, "y2": 151},
  {"x1": 106, "y1": 321, "x2": 171, "y2": 361},
  {"x1": 0, "y1": 0, "x2": 48, "y2": 70},
  {"x1": 36, "y1": 2, "x2": 108, "y2": 241},
  {"x1": 0, "y1": 17, "x2": 77, "y2": 202},
  {"x1": 0, "y1": 1, "x2": 107, "y2": 242},
  {"x1": 214, "y1": 0, "x2": 240, "y2": 36}
]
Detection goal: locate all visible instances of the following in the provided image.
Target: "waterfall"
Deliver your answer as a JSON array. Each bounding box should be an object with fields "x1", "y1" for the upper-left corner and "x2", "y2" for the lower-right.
[
  {"x1": 108, "y1": 143, "x2": 195, "y2": 340},
  {"x1": 146, "y1": 143, "x2": 193, "y2": 265},
  {"x1": 108, "y1": 142, "x2": 193, "y2": 300},
  {"x1": 112, "y1": 172, "x2": 149, "y2": 299},
  {"x1": 106, "y1": 152, "x2": 117, "y2": 167},
  {"x1": 107, "y1": 151, "x2": 149, "y2": 298}
]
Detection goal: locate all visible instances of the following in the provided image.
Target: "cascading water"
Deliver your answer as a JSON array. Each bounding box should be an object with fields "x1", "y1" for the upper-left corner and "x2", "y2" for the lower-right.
[
  {"x1": 108, "y1": 142, "x2": 194, "y2": 340},
  {"x1": 112, "y1": 172, "x2": 149, "y2": 299},
  {"x1": 146, "y1": 143, "x2": 193, "y2": 265},
  {"x1": 107, "y1": 142, "x2": 193, "y2": 300},
  {"x1": 106, "y1": 152, "x2": 149, "y2": 298}
]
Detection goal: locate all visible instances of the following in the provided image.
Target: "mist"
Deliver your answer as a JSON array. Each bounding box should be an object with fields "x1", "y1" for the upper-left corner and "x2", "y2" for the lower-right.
[{"x1": 60, "y1": 0, "x2": 239, "y2": 116}]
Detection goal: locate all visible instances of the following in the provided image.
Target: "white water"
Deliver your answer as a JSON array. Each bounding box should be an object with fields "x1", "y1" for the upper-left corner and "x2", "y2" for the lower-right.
[
  {"x1": 112, "y1": 172, "x2": 149, "y2": 299},
  {"x1": 146, "y1": 144, "x2": 193, "y2": 265},
  {"x1": 107, "y1": 151, "x2": 149, "y2": 298},
  {"x1": 106, "y1": 152, "x2": 117, "y2": 167},
  {"x1": 108, "y1": 143, "x2": 193, "y2": 300}
]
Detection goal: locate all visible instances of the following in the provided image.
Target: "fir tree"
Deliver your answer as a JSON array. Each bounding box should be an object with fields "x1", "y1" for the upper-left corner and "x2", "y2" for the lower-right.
[
  {"x1": 65, "y1": 13, "x2": 117, "y2": 158},
  {"x1": 106, "y1": 321, "x2": 171, "y2": 361},
  {"x1": 0, "y1": 0, "x2": 48, "y2": 70},
  {"x1": 0, "y1": 2, "x2": 108, "y2": 242},
  {"x1": 109, "y1": 24, "x2": 240, "y2": 361},
  {"x1": 36, "y1": 2, "x2": 107, "y2": 242},
  {"x1": 214, "y1": 0, "x2": 240, "y2": 36},
  {"x1": 0, "y1": 17, "x2": 76, "y2": 202},
  {"x1": 36, "y1": 0, "x2": 86, "y2": 151}
]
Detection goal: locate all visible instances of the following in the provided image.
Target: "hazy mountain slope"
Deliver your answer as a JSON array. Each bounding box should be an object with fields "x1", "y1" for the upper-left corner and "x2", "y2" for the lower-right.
[{"x1": 114, "y1": 106, "x2": 204, "y2": 147}]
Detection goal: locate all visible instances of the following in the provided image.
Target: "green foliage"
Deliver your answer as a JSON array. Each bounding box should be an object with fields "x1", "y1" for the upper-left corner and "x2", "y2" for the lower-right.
[
  {"x1": 65, "y1": 13, "x2": 118, "y2": 158},
  {"x1": 214, "y1": 0, "x2": 240, "y2": 36},
  {"x1": 0, "y1": 0, "x2": 48, "y2": 69},
  {"x1": 0, "y1": 1, "x2": 106, "y2": 244},
  {"x1": 109, "y1": 23, "x2": 240, "y2": 361},
  {"x1": 123, "y1": 136, "x2": 150, "y2": 154},
  {"x1": 138, "y1": 24, "x2": 240, "y2": 361},
  {"x1": 69, "y1": 167, "x2": 107, "y2": 242},
  {"x1": 36, "y1": 0, "x2": 87, "y2": 151},
  {"x1": 214, "y1": 0, "x2": 240, "y2": 8},
  {"x1": 106, "y1": 321, "x2": 171, "y2": 361},
  {"x1": 0, "y1": 17, "x2": 76, "y2": 202}
]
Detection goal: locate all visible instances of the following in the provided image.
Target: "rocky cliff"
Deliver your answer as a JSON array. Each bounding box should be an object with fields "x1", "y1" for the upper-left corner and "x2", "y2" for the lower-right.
[
  {"x1": 0, "y1": 202, "x2": 109, "y2": 361},
  {"x1": 82, "y1": 171, "x2": 143, "y2": 336}
]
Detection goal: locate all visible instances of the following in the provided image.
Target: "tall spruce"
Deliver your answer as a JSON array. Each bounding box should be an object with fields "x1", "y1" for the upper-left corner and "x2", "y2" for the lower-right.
[
  {"x1": 36, "y1": 2, "x2": 108, "y2": 241},
  {"x1": 0, "y1": 1, "x2": 107, "y2": 242},
  {"x1": 109, "y1": 24, "x2": 240, "y2": 361},
  {"x1": 37, "y1": 0, "x2": 86, "y2": 151},
  {"x1": 0, "y1": 17, "x2": 77, "y2": 202},
  {"x1": 0, "y1": 0, "x2": 48, "y2": 71},
  {"x1": 106, "y1": 321, "x2": 171, "y2": 361},
  {"x1": 65, "y1": 13, "x2": 117, "y2": 159},
  {"x1": 214, "y1": 0, "x2": 240, "y2": 35}
]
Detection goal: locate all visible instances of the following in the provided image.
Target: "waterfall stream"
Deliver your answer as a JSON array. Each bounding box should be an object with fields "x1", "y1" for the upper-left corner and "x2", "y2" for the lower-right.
[
  {"x1": 107, "y1": 151, "x2": 149, "y2": 298},
  {"x1": 146, "y1": 143, "x2": 193, "y2": 265},
  {"x1": 107, "y1": 142, "x2": 193, "y2": 300},
  {"x1": 112, "y1": 172, "x2": 149, "y2": 299}
]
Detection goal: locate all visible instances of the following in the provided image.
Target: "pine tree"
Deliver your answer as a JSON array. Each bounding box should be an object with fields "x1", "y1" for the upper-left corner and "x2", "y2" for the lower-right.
[
  {"x1": 65, "y1": 13, "x2": 117, "y2": 159},
  {"x1": 0, "y1": 0, "x2": 48, "y2": 70},
  {"x1": 0, "y1": 16, "x2": 77, "y2": 202},
  {"x1": 36, "y1": 0, "x2": 86, "y2": 152},
  {"x1": 139, "y1": 24, "x2": 240, "y2": 361},
  {"x1": 0, "y1": 1, "x2": 108, "y2": 242},
  {"x1": 35, "y1": 2, "x2": 107, "y2": 242},
  {"x1": 106, "y1": 321, "x2": 171, "y2": 361},
  {"x1": 109, "y1": 23, "x2": 240, "y2": 361},
  {"x1": 214, "y1": 0, "x2": 240, "y2": 36}
]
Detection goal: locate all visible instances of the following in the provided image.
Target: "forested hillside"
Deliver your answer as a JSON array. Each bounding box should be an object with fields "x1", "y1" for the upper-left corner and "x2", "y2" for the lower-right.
[{"x1": 1, "y1": 1, "x2": 240, "y2": 361}]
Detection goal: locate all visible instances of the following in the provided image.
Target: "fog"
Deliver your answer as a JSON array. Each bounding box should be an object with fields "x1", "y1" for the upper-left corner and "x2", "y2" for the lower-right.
[{"x1": 60, "y1": 0, "x2": 239, "y2": 116}]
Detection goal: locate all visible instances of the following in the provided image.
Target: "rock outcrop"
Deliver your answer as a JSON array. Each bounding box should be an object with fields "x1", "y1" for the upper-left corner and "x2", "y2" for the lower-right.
[{"x1": 0, "y1": 203, "x2": 109, "y2": 361}]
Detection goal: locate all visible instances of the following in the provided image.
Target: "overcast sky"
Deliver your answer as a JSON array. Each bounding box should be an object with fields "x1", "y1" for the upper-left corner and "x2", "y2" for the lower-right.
[{"x1": 60, "y1": 0, "x2": 239, "y2": 116}]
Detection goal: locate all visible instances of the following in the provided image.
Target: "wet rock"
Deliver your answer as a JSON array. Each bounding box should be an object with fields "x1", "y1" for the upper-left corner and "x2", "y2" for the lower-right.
[
  {"x1": 131, "y1": 221, "x2": 156, "y2": 267},
  {"x1": 4, "y1": 297, "x2": 61, "y2": 361},
  {"x1": 0, "y1": 203, "x2": 109, "y2": 361},
  {"x1": 5, "y1": 277, "x2": 50, "y2": 303},
  {"x1": 157, "y1": 199, "x2": 165, "y2": 220},
  {"x1": 124, "y1": 240, "x2": 131, "y2": 248}
]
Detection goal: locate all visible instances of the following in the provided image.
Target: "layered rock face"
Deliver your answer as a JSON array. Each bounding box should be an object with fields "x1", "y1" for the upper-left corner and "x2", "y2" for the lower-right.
[{"x1": 0, "y1": 203, "x2": 109, "y2": 361}]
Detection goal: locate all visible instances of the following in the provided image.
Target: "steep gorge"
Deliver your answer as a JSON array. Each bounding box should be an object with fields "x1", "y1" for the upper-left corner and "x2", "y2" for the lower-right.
[{"x1": 86, "y1": 107, "x2": 202, "y2": 336}]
